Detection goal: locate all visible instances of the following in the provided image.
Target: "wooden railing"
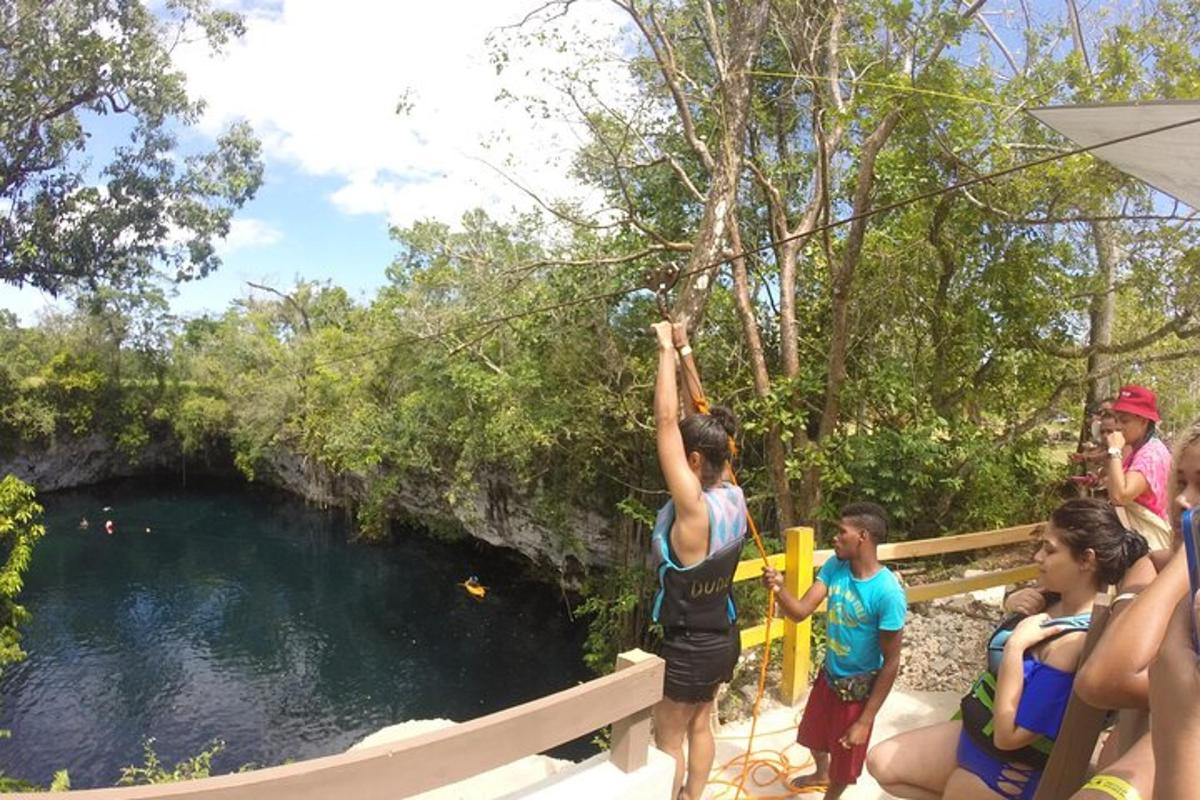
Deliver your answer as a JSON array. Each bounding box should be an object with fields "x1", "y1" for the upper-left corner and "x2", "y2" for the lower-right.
[
  {"x1": 737, "y1": 523, "x2": 1043, "y2": 703},
  {"x1": 39, "y1": 650, "x2": 665, "y2": 800}
]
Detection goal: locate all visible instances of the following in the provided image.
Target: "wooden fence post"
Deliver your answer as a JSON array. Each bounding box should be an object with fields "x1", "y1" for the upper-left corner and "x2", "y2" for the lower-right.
[
  {"x1": 781, "y1": 527, "x2": 814, "y2": 705},
  {"x1": 610, "y1": 649, "x2": 656, "y2": 772}
]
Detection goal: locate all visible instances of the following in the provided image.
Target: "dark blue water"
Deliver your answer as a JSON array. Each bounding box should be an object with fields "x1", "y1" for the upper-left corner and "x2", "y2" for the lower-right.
[{"x1": 0, "y1": 479, "x2": 593, "y2": 788}]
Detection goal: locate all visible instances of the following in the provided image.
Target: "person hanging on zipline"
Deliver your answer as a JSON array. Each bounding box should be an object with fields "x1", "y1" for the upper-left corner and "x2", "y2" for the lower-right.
[
  {"x1": 762, "y1": 502, "x2": 906, "y2": 799},
  {"x1": 649, "y1": 320, "x2": 746, "y2": 800}
]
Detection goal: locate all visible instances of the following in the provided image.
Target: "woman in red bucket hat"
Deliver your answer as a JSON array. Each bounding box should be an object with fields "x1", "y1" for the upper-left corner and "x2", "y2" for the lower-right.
[{"x1": 1104, "y1": 384, "x2": 1173, "y2": 549}]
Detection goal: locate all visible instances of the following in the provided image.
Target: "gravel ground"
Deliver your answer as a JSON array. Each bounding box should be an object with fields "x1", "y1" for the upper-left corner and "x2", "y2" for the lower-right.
[
  {"x1": 721, "y1": 590, "x2": 1013, "y2": 721},
  {"x1": 897, "y1": 595, "x2": 1000, "y2": 692}
]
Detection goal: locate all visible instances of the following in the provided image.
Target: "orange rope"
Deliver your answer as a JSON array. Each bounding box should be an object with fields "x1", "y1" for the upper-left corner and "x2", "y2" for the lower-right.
[
  {"x1": 708, "y1": 708, "x2": 828, "y2": 797},
  {"x1": 677, "y1": 348, "x2": 797, "y2": 799}
]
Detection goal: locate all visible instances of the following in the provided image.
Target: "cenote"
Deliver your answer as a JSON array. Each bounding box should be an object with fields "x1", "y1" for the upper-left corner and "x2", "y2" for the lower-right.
[{"x1": 0, "y1": 478, "x2": 594, "y2": 788}]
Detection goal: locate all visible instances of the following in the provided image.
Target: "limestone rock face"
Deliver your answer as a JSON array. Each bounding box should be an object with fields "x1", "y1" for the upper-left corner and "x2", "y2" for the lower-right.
[
  {"x1": 0, "y1": 433, "x2": 179, "y2": 491},
  {"x1": 258, "y1": 448, "x2": 616, "y2": 573},
  {"x1": 0, "y1": 436, "x2": 618, "y2": 572}
]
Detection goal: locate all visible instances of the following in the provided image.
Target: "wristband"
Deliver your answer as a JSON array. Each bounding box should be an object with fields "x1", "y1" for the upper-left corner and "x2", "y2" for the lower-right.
[
  {"x1": 1081, "y1": 774, "x2": 1141, "y2": 800},
  {"x1": 678, "y1": 345, "x2": 692, "y2": 357},
  {"x1": 1107, "y1": 447, "x2": 1123, "y2": 459},
  {"x1": 1112, "y1": 592, "x2": 1138, "y2": 605}
]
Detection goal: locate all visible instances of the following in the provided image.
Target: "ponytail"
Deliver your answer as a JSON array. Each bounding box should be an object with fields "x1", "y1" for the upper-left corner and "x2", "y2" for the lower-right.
[{"x1": 1050, "y1": 498, "x2": 1148, "y2": 587}]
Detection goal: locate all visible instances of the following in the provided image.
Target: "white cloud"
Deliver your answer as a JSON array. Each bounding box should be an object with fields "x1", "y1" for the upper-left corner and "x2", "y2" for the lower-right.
[
  {"x1": 218, "y1": 217, "x2": 284, "y2": 255},
  {"x1": 175, "y1": 0, "x2": 634, "y2": 230}
]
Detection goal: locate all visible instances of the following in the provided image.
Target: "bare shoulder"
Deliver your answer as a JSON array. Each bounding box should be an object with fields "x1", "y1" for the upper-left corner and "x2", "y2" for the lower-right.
[{"x1": 1035, "y1": 630, "x2": 1087, "y2": 672}]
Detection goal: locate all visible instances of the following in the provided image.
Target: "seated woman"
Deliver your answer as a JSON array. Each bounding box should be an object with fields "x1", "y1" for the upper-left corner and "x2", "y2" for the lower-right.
[
  {"x1": 866, "y1": 498, "x2": 1149, "y2": 800},
  {"x1": 1104, "y1": 385, "x2": 1173, "y2": 550}
]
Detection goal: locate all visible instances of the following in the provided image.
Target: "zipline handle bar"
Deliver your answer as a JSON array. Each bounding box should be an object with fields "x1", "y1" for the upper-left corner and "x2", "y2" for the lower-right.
[{"x1": 644, "y1": 261, "x2": 681, "y2": 322}]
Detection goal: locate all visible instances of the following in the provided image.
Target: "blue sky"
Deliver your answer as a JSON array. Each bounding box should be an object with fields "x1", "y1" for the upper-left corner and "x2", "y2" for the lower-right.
[
  {"x1": 4, "y1": 1, "x2": 1184, "y2": 324},
  {"x1": 0, "y1": 0, "x2": 630, "y2": 323}
]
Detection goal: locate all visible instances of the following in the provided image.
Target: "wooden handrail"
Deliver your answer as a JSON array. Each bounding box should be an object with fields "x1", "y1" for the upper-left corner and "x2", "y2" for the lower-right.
[
  {"x1": 873, "y1": 523, "x2": 1041, "y2": 562},
  {"x1": 735, "y1": 522, "x2": 1049, "y2": 699},
  {"x1": 733, "y1": 523, "x2": 1040, "y2": 582},
  {"x1": 43, "y1": 651, "x2": 665, "y2": 800},
  {"x1": 740, "y1": 563, "x2": 1041, "y2": 650}
]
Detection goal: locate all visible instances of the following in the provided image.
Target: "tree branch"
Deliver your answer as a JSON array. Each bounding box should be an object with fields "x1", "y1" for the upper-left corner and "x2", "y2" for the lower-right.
[
  {"x1": 246, "y1": 281, "x2": 311, "y2": 334},
  {"x1": 1039, "y1": 315, "x2": 1197, "y2": 359},
  {"x1": 616, "y1": 0, "x2": 717, "y2": 172}
]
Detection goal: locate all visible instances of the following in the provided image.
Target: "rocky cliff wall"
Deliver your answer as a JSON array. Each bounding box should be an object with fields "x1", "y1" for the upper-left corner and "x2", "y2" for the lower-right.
[
  {"x1": 0, "y1": 434, "x2": 185, "y2": 491},
  {"x1": 255, "y1": 446, "x2": 616, "y2": 574},
  {"x1": 0, "y1": 436, "x2": 617, "y2": 573}
]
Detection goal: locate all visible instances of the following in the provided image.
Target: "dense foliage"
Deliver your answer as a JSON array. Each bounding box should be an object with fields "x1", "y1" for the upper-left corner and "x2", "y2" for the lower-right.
[
  {"x1": 0, "y1": 0, "x2": 263, "y2": 294},
  {"x1": 0, "y1": 473, "x2": 46, "y2": 768},
  {"x1": 2, "y1": 1, "x2": 1198, "y2": 672}
]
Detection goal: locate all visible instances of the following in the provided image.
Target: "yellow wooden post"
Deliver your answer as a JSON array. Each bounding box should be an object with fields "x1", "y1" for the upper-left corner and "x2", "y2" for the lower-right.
[{"x1": 781, "y1": 526, "x2": 814, "y2": 705}]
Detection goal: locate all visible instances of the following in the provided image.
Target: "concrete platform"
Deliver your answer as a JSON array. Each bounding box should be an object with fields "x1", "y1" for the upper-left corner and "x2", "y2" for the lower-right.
[{"x1": 703, "y1": 689, "x2": 961, "y2": 799}]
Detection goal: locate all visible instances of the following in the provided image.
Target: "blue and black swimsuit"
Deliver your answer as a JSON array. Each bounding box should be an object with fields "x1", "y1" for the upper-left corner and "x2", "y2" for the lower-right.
[{"x1": 955, "y1": 610, "x2": 1091, "y2": 800}]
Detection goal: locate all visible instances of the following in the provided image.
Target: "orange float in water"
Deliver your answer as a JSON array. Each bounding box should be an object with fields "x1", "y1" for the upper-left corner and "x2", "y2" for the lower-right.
[{"x1": 463, "y1": 577, "x2": 487, "y2": 600}]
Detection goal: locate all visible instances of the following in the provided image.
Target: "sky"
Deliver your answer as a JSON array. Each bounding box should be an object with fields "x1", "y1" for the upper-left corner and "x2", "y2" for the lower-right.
[{"x1": 0, "y1": 0, "x2": 632, "y2": 323}]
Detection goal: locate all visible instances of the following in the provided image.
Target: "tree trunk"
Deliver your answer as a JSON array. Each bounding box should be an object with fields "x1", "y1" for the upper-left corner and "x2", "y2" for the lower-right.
[
  {"x1": 817, "y1": 110, "x2": 900, "y2": 442},
  {"x1": 1083, "y1": 220, "x2": 1119, "y2": 441},
  {"x1": 728, "y1": 213, "x2": 797, "y2": 528},
  {"x1": 672, "y1": 0, "x2": 772, "y2": 329}
]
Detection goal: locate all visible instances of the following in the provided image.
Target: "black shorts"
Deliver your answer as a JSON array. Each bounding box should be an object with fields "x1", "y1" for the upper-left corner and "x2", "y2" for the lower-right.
[{"x1": 658, "y1": 627, "x2": 740, "y2": 704}]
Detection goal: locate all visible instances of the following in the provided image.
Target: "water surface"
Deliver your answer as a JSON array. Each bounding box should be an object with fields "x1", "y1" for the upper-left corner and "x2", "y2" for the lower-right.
[{"x1": 0, "y1": 479, "x2": 592, "y2": 788}]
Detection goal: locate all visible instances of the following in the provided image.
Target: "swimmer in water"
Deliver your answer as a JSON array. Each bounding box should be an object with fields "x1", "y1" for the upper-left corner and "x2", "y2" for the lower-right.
[
  {"x1": 79, "y1": 517, "x2": 89, "y2": 530},
  {"x1": 104, "y1": 520, "x2": 114, "y2": 535}
]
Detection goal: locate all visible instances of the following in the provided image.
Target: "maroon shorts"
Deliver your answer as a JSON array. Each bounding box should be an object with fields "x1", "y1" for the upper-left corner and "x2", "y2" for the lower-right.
[{"x1": 796, "y1": 671, "x2": 873, "y2": 785}]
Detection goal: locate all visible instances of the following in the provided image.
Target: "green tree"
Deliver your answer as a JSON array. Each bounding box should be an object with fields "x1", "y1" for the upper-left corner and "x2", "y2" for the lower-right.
[
  {"x1": 0, "y1": 0, "x2": 263, "y2": 294},
  {"x1": 0, "y1": 476, "x2": 45, "y2": 687}
]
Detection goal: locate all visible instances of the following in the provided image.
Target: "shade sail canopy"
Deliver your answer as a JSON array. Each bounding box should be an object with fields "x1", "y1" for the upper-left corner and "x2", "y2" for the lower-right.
[{"x1": 1029, "y1": 100, "x2": 1200, "y2": 211}]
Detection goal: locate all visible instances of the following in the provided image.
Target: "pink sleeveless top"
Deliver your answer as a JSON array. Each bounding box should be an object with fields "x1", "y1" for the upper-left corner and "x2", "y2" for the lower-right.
[{"x1": 1122, "y1": 437, "x2": 1171, "y2": 520}]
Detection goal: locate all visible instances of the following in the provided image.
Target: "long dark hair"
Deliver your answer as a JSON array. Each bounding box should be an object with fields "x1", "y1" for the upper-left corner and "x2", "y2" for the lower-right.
[
  {"x1": 679, "y1": 405, "x2": 737, "y2": 487},
  {"x1": 1049, "y1": 498, "x2": 1149, "y2": 586}
]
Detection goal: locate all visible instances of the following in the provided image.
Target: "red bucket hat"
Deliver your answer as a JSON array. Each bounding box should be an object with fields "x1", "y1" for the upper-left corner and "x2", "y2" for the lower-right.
[{"x1": 1110, "y1": 384, "x2": 1161, "y2": 423}]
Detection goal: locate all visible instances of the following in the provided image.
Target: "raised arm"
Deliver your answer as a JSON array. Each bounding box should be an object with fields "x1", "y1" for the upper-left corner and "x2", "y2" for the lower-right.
[
  {"x1": 1104, "y1": 431, "x2": 1150, "y2": 505},
  {"x1": 652, "y1": 321, "x2": 707, "y2": 564},
  {"x1": 671, "y1": 323, "x2": 706, "y2": 417},
  {"x1": 1075, "y1": 548, "x2": 1188, "y2": 709}
]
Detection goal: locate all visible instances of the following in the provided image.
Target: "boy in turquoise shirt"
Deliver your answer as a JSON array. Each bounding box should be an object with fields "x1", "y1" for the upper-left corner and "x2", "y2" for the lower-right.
[{"x1": 763, "y1": 502, "x2": 907, "y2": 799}]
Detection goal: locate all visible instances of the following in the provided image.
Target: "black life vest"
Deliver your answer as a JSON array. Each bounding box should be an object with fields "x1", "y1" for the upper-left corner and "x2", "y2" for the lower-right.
[
  {"x1": 650, "y1": 485, "x2": 747, "y2": 631},
  {"x1": 958, "y1": 612, "x2": 1090, "y2": 769}
]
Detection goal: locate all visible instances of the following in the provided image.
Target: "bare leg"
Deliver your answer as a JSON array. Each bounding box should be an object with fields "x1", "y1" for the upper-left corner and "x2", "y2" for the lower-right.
[
  {"x1": 943, "y1": 767, "x2": 1007, "y2": 799},
  {"x1": 653, "y1": 698, "x2": 694, "y2": 798},
  {"x1": 866, "y1": 720, "x2": 961, "y2": 799},
  {"x1": 684, "y1": 700, "x2": 716, "y2": 800}
]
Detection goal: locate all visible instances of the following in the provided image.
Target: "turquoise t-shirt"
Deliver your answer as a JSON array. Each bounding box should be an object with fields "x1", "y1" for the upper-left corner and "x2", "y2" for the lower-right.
[{"x1": 817, "y1": 558, "x2": 907, "y2": 678}]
